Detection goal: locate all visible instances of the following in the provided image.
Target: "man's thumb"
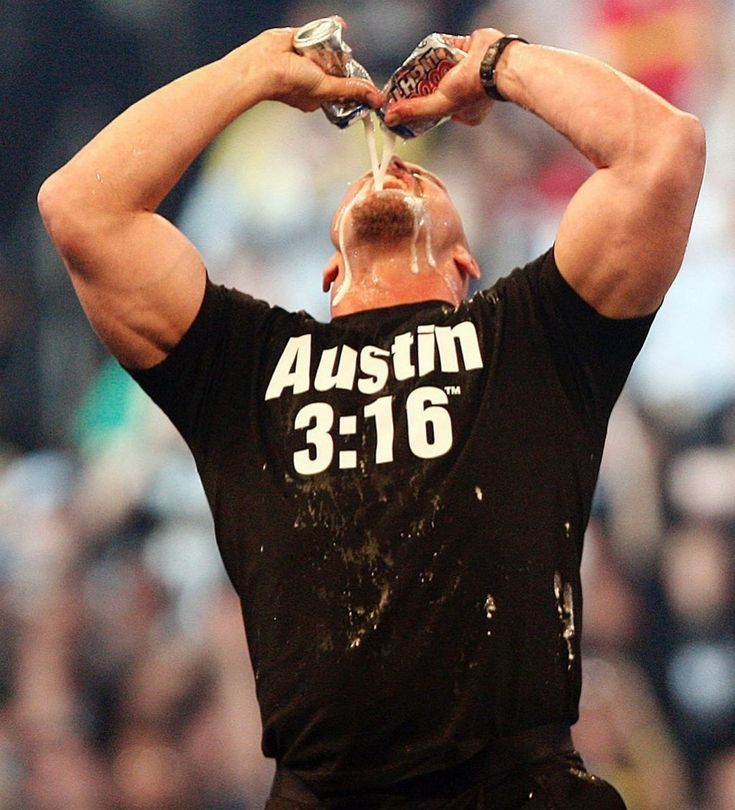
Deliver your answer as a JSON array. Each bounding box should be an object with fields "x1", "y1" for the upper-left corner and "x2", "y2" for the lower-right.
[
  {"x1": 383, "y1": 93, "x2": 449, "y2": 127},
  {"x1": 315, "y1": 75, "x2": 383, "y2": 108}
]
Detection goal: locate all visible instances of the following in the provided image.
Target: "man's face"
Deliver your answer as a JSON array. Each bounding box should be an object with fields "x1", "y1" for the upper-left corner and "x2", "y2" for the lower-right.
[{"x1": 329, "y1": 159, "x2": 465, "y2": 251}]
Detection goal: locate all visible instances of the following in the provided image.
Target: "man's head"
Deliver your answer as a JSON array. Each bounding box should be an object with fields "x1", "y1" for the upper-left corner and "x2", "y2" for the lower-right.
[{"x1": 322, "y1": 158, "x2": 480, "y2": 313}]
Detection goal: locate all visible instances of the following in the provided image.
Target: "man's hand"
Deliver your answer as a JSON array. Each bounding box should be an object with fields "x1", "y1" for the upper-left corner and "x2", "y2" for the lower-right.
[
  {"x1": 244, "y1": 20, "x2": 383, "y2": 113},
  {"x1": 383, "y1": 29, "x2": 505, "y2": 128}
]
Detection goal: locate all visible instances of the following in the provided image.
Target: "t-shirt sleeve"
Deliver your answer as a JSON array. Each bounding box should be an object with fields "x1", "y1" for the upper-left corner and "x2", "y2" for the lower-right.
[
  {"x1": 498, "y1": 247, "x2": 655, "y2": 430},
  {"x1": 124, "y1": 277, "x2": 272, "y2": 453}
]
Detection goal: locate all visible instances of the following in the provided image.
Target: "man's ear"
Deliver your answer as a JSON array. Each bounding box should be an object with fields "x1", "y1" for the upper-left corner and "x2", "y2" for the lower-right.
[
  {"x1": 322, "y1": 252, "x2": 341, "y2": 293},
  {"x1": 453, "y1": 245, "x2": 481, "y2": 281}
]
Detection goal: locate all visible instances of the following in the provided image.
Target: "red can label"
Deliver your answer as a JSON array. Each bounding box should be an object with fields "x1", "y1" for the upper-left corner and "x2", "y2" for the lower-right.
[
  {"x1": 380, "y1": 35, "x2": 466, "y2": 138},
  {"x1": 388, "y1": 51, "x2": 457, "y2": 101}
]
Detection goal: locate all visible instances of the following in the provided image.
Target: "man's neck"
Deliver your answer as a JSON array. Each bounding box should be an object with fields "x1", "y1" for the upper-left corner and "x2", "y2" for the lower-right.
[{"x1": 330, "y1": 253, "x2": 465, "y2": 318}]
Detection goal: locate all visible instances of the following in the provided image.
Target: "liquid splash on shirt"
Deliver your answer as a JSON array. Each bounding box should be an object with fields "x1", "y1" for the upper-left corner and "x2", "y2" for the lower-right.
[{"x1": 554, "y1": 571, "x2": 576, "y2": 669}]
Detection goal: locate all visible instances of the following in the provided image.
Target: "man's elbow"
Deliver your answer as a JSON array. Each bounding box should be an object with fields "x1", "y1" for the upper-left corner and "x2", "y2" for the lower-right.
[
  {"x1": 39, "y1": 171, "x2": 73, "y2": 251},
  {"x1": 38, "y1": 169, "x2": 96, "y2": 265},
  {"x1": 653, "y1": 111, "x2": 706, "y2": 189},
  {"x1": 673, "y1": 110, "x2": 705, "y2": 167}
]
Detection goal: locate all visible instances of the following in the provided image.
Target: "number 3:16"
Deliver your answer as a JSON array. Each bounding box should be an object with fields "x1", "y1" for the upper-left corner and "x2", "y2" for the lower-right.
[{"x1": 293, "y1": 386, "x2": 454, "y2": 476}]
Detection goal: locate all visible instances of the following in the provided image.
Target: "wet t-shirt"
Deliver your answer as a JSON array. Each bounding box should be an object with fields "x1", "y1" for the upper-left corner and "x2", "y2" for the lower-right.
[{"x1": 128, "y1": 248, "x2": 653, "y2": 792}]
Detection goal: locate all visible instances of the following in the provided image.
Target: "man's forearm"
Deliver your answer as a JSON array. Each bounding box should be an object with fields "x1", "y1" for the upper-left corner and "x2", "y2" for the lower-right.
[
  {"x1": 38, "y1": 26, "x2": 382, "y2": 236},
  {"x1": 495, "y1": 42, "x2": 698, "y2": 169},
  {"x1": 383, "y1": 27, "x2": 704, "y2": 318}
]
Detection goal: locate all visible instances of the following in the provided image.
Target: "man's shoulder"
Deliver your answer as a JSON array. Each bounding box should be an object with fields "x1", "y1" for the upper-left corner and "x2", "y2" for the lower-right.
[
  {"x1": 209, "y1": 280, "x2": 320, "y2": 333},
  {"x1": 467, "y1": 248, "x2": 555, "y2": 309}
]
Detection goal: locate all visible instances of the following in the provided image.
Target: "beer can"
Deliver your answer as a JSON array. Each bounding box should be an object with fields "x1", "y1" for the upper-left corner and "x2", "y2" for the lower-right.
[
  {"x1": 379, "y1": 34, "x2": 466, "y2": 138},
  {"x1": 293, "y1": 18, "x2": 372, "y2": 129}
]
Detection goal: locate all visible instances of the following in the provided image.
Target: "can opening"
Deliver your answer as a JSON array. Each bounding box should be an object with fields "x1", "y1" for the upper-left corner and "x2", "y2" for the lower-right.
[{"x1": 293, "y1": 18, "x2": 341, "y2": 49}]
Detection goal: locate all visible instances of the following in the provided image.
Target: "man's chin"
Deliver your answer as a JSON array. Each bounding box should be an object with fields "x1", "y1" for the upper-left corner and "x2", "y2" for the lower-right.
[{"x1": 351, "y1": 191, "x2": 422, "y2": 242}]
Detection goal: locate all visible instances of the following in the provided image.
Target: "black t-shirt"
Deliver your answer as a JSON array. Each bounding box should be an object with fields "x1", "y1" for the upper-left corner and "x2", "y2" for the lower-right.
[{"x1": 128, "y1": 248, "x2": 653, "y2": 792}]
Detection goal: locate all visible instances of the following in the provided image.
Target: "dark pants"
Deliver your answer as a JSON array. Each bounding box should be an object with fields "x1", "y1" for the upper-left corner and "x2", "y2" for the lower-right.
[{"x1": 265, "y1": 727, "x2": 626, "y2": 810}]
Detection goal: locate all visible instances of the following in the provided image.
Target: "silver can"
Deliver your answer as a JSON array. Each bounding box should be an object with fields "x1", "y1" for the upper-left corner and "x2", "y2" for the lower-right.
[
  {"x1": 293, "y1": 18, "x2": 372, "y2": 129},
  {"x1": 379, "y1": 34, "x2": 466, "y2": 138}
]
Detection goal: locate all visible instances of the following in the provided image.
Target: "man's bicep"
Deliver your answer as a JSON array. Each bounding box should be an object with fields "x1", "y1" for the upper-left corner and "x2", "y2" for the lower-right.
[
  {"x1": 554, "y1": 160, "x2": 700, "y2": 319},
  {"x1": 67, "y1": 212, "x2": 207, "y2": 370}
]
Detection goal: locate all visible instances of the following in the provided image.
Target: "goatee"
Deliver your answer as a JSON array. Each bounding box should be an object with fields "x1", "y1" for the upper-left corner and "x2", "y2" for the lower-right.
[{"x1": 351, "y1": 191, "x2": 420, "y2": 242}]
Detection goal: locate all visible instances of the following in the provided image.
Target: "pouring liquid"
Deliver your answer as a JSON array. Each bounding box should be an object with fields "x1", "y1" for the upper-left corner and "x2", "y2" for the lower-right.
[{"x1": 331, "y1": 114, "x2": 442, "y2": 308}]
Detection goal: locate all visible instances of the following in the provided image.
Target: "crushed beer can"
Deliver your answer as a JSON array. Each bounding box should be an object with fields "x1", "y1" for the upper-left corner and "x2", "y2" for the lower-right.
[
  {"x1": 379, "y1": 34, "x2": 466, "y2": 139},
  {"x1": 293, "y1": 18, "x2": 372, "y2": 129}
]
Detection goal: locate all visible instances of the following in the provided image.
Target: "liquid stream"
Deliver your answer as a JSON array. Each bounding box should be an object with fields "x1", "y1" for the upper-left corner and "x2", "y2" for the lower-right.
[{"x1": 332, "y1": 115, "x2": 438, "y2": 307}]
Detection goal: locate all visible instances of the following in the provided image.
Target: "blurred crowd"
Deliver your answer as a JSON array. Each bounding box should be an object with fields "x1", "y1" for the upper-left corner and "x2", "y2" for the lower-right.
[{"x1": 1, "y1": 0, "x2": 735, "y2": 808}]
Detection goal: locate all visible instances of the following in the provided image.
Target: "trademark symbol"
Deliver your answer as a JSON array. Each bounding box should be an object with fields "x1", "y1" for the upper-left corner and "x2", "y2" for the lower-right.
[{"x1": 444, "y1": 385, "x2": 462, "y2": 396}]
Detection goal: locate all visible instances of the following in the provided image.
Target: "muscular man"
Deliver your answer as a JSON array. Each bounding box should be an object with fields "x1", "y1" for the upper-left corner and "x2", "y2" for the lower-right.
[{"x1": 38, "y1": 20, "x2": 704, "y2": 810}]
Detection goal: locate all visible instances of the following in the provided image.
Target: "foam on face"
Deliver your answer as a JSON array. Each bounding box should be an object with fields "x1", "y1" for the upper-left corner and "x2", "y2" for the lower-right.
[
  {"x1": 407, "y1": 195, "x2": 425, "y2": 275},
  {"x1": 330, "y1": 116, "x2": 444, "y2": 308},
  {"x1": 333, "y1": 184, "x2": 370, "y2": 307},
  {"x1": 423, "y1": 206, "x2": 436, "y2": 269}
]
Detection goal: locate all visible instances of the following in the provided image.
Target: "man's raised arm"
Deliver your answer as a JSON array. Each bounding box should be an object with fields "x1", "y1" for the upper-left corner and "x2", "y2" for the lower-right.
[
  {"x1": 38, "y1": 23, "x2": 383, "y2": 370},
  {"x1": 385, "y1": 29, "x2": 706, "y2": 319}
]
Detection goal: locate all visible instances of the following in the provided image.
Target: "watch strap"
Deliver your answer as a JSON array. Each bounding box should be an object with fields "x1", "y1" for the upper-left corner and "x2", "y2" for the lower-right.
[{"x1": 479, "y1": 34, "x2": 529, "y2": 101}]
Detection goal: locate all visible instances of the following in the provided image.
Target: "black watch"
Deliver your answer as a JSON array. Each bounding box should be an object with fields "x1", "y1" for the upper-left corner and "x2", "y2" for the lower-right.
[{"x1": 479, "y1": 34, "x2": 529, "y2": 101}]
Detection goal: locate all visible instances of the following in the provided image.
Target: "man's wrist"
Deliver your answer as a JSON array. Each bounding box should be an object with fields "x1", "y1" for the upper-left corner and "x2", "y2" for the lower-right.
[
  {"x1": 220, "y1": 42, "x2": 275, "y2": 108},
  {"x1": 479, "y1": 35, "x2": 529, "y2": 102}
]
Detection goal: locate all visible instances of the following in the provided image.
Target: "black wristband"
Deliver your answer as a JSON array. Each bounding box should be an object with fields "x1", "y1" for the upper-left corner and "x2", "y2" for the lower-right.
[{"x1": 479, "y1": 34, "x2": 529, "y2": 101}]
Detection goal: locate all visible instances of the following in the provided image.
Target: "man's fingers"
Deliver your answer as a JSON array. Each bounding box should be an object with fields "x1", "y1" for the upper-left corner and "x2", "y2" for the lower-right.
[
  {"x1": 383, "y1": 93, "x2": 450, "y2": 127},
  {"x1": 439, "y1": 33, "x2": 472, "y2": 52},
  {"x1": 314, "y1": 75, "x2": 384, "y2": 108}
]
